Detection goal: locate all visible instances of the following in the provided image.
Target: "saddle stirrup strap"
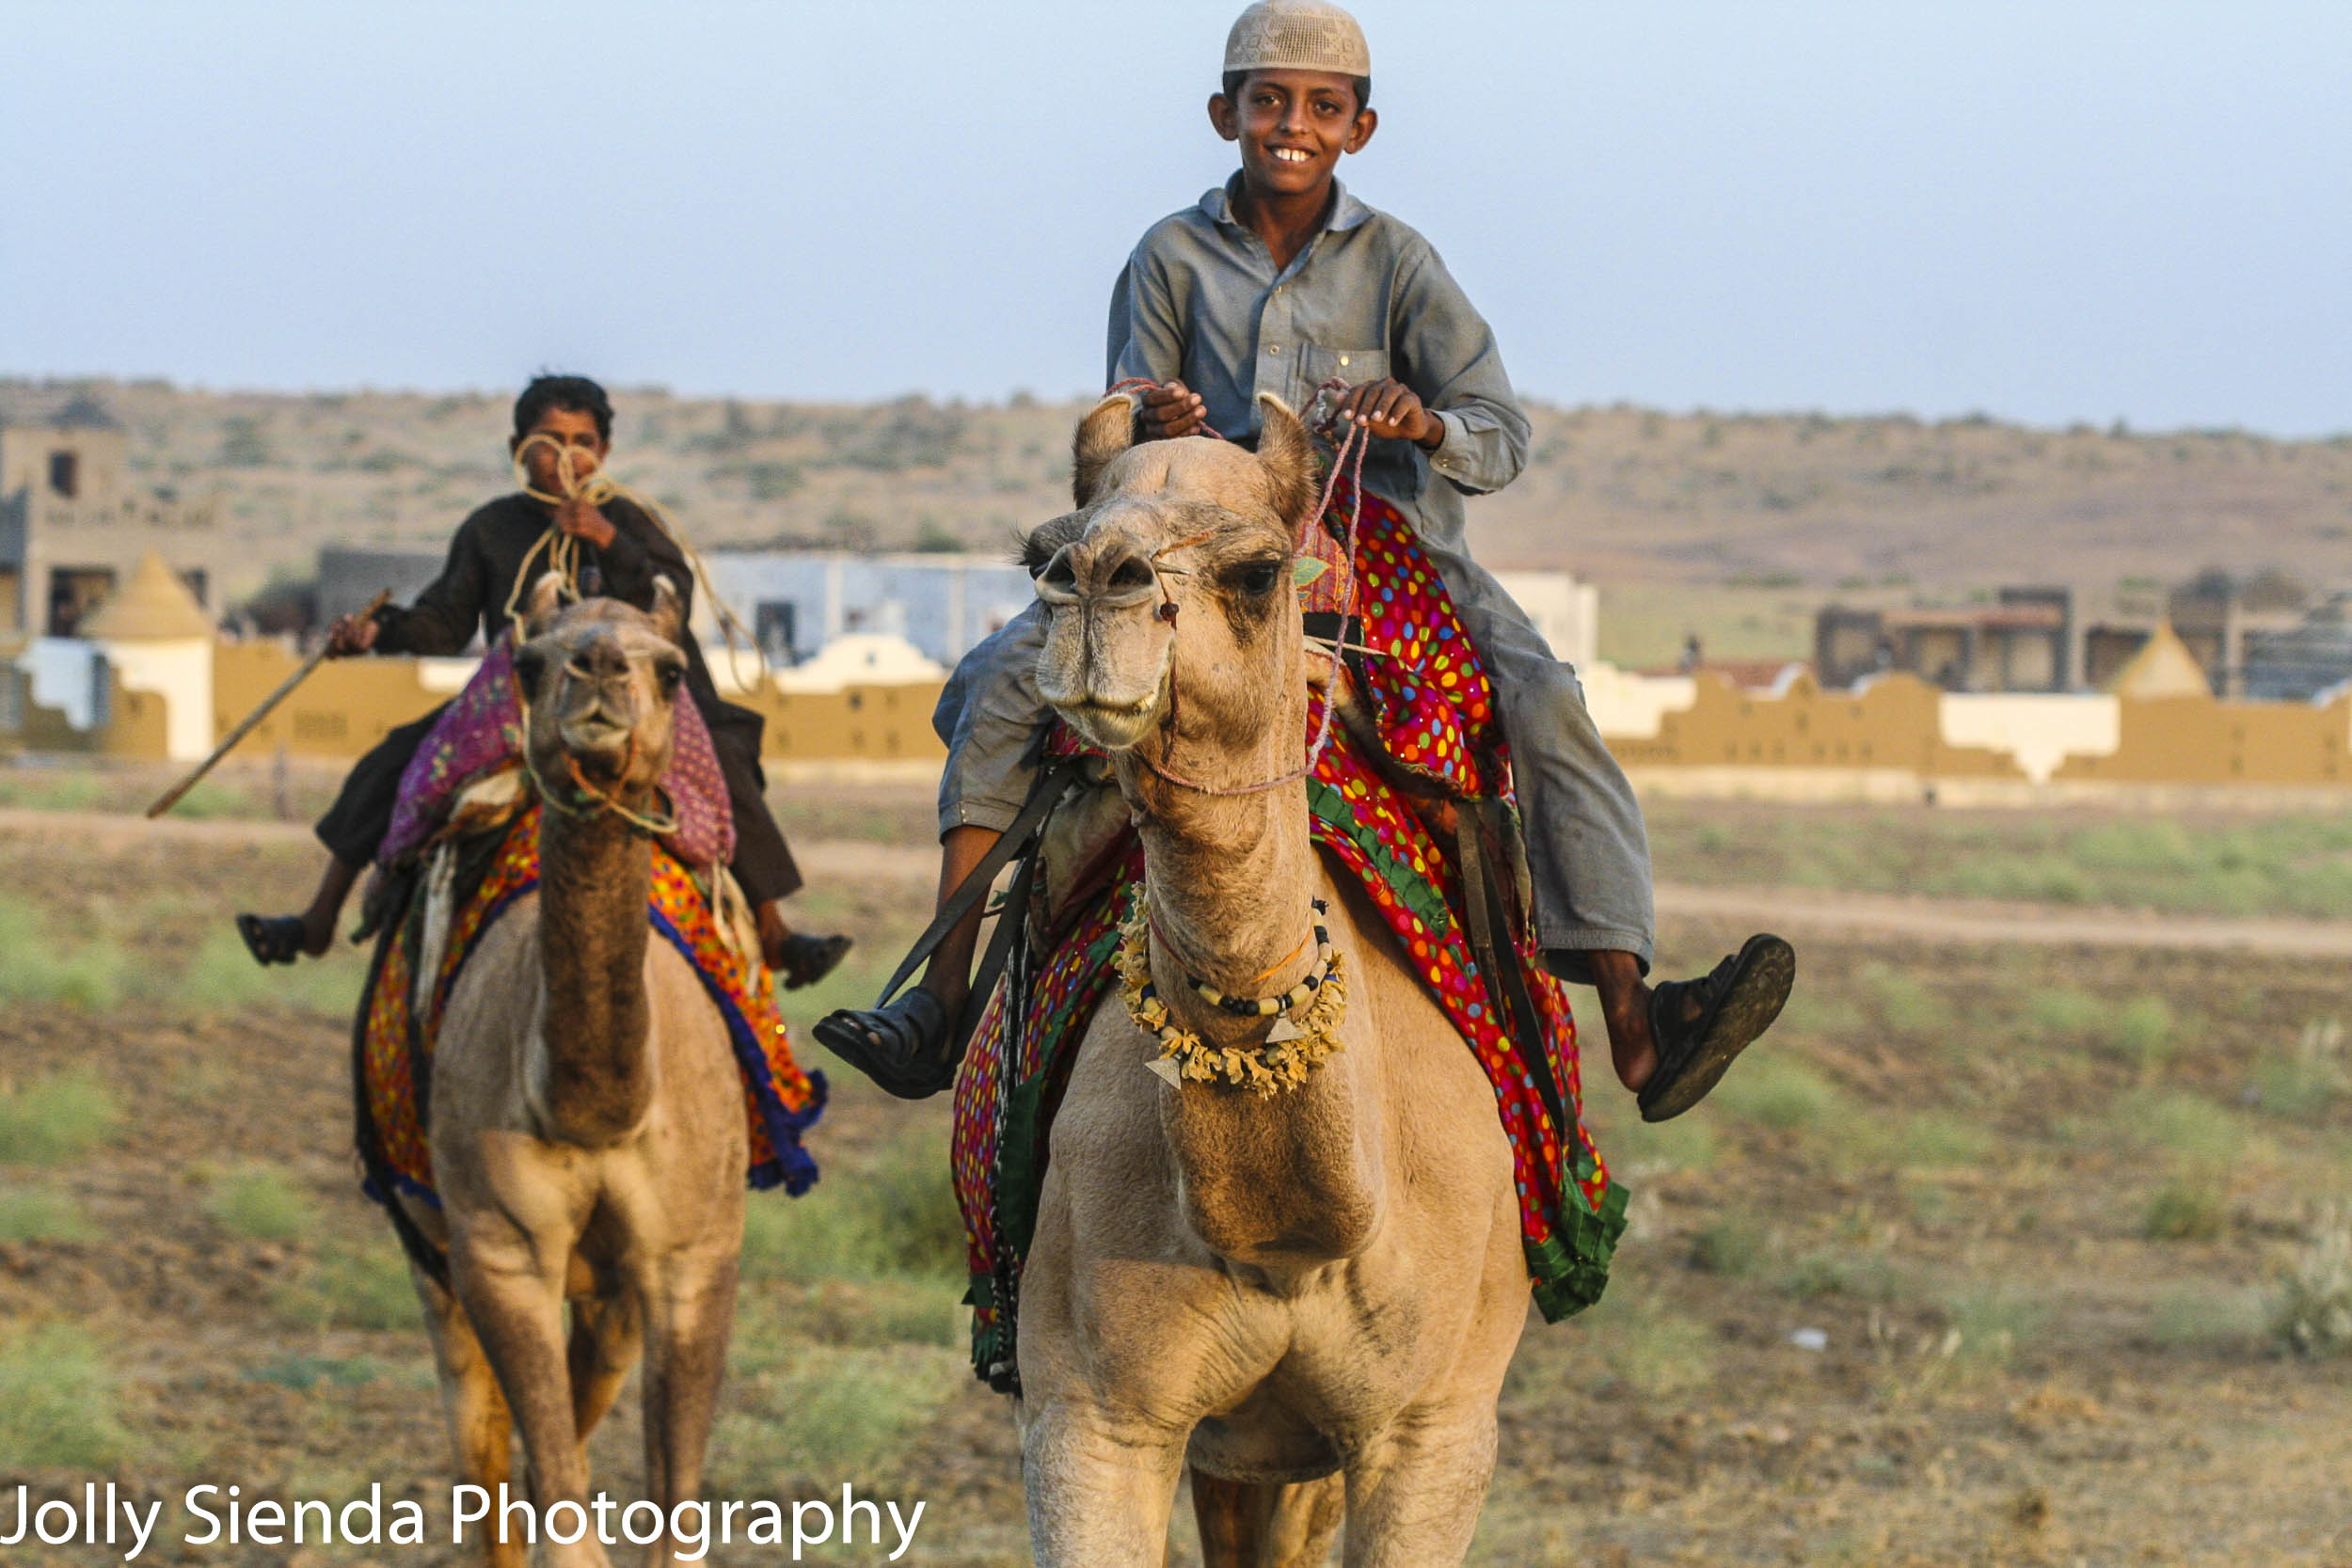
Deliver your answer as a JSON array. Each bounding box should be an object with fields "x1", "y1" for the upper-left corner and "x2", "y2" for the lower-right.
[{"x1": 868, "y1": 729, "x2": 1076, "y2": 1016}]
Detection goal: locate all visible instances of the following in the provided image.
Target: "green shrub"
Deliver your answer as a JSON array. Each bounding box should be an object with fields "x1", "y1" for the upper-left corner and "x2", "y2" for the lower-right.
[
  {"x1": 708, "y1": 1339, "x2": 958, "y2": 1494},
  {"x1": 0, "y1": 773, "x2": 103, "y2": 812},
  {"x1": 2102, "y1": 997, "x2": 2175, "y2": 1068},
  {"x1": 2147, "y1": 1284, "x2": 2267, "y2": 1350},
  {"x1": 2025, "y1": 988, "x2": 2104, "y2": 1037},
  {"x1": 0, "y1": 1188, "x2": 87, "y2": 1243},
  {"x1": 1717, "y1": 1057, "x2": 1843, "y2": 1132},
  {"x1": 2143, "y1": 1180, "x2": 2227, "y2": 1242},
  {"x1": 0, "y1": 1069, "x2": 119, "y2": 1164},
  {"x1": 1945, "y1": 1289, "x2": 2046, "y2": 1364},
  {"x1": 274, "y1": 1237, "x2": 418, "y2": 1332},
  {"x1": 2251, "y1": 1018, "x2": 2346, "y2": 1118},
  {"x1": 1780, "y1": 1247, "x2": 1903, "y2": 1303},
  {"x1": 1686, "y1": 1215, "x2": 1766, "y2": 1276},
  {"x1": 1898, "y1": 1113, "x2": 1992, "y2": 1170},
  {"x1": 182, "y1": 927, "x2": 275, "y2": 1012},
  {"x1": 0, "y1": 1327, "x2": 128, "y2": 1469},
  {"x1": 1862, "y1": 967, "x2": 1940, "y2": 1035},
  {"x1": 0, "y1": 899, "x2": 128, "y2": 1008},
  {"x1": 207, "y1": 1166, "x2": 315, "y2": 1243},
  {"x1": 741, "y1": 1129, "x2": 961, "y2": 1284},
  {"x1": 2118, "y1": 1090, "x2": 2244, "y2": 1169}
]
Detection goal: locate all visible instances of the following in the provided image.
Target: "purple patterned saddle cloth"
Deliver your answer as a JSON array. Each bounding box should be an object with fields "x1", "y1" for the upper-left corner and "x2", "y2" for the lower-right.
[{"x1": 377, "y1": 638, "x2": 736, "y2": 870}]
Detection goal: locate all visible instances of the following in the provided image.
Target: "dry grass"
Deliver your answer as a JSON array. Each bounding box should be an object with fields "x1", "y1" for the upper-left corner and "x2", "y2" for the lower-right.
[{"x1": 7, "y1": 807, "x2": 2352, "y2": 1561}]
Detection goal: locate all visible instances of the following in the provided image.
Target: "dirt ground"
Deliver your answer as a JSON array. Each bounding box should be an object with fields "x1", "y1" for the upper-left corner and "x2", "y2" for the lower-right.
[{"x1": 5, "y1": 791, "x2": 2352, "y2": 1566}]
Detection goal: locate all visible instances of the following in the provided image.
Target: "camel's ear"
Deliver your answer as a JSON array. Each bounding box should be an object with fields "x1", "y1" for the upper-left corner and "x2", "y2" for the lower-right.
[
  {"x1": 1254, "y1": 394, "x2": 1320, "y2": 529},
  {"x1": 512, "y1": 638, "x2": 548, "y2": 697},
  {"x1": 521, "y1": 571, "x2": 567, "y2": 637},
  {"x1": 1073, "y1": 393, "x2": 1136, "y2": 506},
  {"x1": 647, "y1": 574, "x2": 683, "y2": 644}
]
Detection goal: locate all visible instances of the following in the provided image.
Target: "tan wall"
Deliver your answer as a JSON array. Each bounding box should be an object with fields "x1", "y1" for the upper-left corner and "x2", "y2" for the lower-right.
[
  {"x1": 211, "y1": 641, "x2": 948, "y2": 763},
  {"x1": 213, "y1": 641, "x2": 452, "y2": 760},
  {"x1": 12, "y1": 665, "x2": 169, "y2": 759},
  {"x1": 2053, "y1": 692, "x2": 2352, "y2": 786},
  {"x1": 1608, "y1": 671, "x2": 2026, "y2": 780},
  {"x1": 729, "y1": 681, "x2": 948, "y2": 762}
]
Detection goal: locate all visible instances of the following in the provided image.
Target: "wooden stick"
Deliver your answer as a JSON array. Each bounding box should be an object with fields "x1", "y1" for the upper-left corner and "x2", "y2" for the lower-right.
[{"x1": 145, "y1": 590, "x2": 391, "y2": 819}]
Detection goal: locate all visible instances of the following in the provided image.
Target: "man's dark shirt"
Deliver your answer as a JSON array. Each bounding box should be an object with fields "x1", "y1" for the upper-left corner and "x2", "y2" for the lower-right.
[{"x1": 372, "y1": 492, "x2": 691, "y2": 656}]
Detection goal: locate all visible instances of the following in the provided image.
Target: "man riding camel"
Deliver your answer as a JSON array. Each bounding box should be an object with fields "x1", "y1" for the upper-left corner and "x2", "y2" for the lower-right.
[
  {"x1": 235, "y1": 373, "x2": 849, "y2": 987},
  {"x1": 818, "y1": 0, "x2": 1792, "y2": 1117}
]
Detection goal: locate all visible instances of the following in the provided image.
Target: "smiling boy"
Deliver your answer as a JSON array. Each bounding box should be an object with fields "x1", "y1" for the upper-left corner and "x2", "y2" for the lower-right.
[
  {"x1": 236, "y1": 374, "x2": 846, "y2": 986},
  {"x1": 822, "y1": 0, "x2": 1790, "y2": 1117}
]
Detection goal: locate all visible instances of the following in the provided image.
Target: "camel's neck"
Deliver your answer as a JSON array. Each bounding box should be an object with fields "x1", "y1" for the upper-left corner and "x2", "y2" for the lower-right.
[
  {"x1": 534, "y1": 802, "x2": 655, "y2": 1145},
  {"x1": 1126, "y1": 681, "x2": 1382, "y2": 1269}
]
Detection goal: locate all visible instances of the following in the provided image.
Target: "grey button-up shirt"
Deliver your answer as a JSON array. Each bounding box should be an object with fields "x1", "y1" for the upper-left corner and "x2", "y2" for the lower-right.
[{"x1": 1106, "y1": 173, "x2": 1532, "y2": 552}]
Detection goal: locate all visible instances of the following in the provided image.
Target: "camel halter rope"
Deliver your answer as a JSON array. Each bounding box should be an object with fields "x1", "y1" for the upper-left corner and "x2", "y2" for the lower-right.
[
  {"x1": 1099, "y1": 378, "x2": 1372, "y2": 799},
  {"x1": 511, "y1": 684, "x2": 682, "y2": 838},
  {"x1": 501, "y1": 433, "x2": 768, "y2": 684}
]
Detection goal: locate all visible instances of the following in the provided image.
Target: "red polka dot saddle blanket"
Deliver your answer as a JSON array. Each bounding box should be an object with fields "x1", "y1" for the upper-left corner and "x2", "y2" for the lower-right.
[
  {"x1": 356, "y1": 801, "x2": 824, "y2": 1231},
  {"x1": 951, "y1": 486, "x2": 1628, "y2": 1388}
]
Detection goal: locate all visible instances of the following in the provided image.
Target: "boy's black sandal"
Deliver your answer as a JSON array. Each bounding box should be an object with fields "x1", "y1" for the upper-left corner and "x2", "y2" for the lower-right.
[
  {"x1": 813, "y1": 990, "x2": 958, "y2": 1100},
  {"x1": 775, "y1": 932, "x2": 853, "y2": 991},
  {"x1": 1637, "y1": 932, "x2": 1795, "y2": 1123},
  {"x1": 235, "y1": 912, "x2": 308, "y2": 967}
]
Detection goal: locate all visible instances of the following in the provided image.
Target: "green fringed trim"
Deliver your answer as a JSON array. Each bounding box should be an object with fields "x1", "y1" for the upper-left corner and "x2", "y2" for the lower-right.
[
  {"x1": 968, "y1": 907, "x2": 1131, "y2": 1382},
  {"x1": 1306, "y1": 778, "x2": 1454, "y2": 934},
  {"x1": 1524, "y1": 1178, "x2": 1629, "y2": 1322},
  {"x1": 965, "y1": 1275, "x2": 1010, "y2": 1382}
]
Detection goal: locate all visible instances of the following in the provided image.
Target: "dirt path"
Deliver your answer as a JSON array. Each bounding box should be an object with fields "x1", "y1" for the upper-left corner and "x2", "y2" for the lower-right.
[{"x1": 1656, "y1": 880, "x2": 2352, "y2": 957}]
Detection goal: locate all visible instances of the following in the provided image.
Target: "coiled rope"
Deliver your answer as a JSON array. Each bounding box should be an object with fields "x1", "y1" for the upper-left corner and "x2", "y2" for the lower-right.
[{"x1": 502, "y1": 434, "x2": 766, "y2": 683}]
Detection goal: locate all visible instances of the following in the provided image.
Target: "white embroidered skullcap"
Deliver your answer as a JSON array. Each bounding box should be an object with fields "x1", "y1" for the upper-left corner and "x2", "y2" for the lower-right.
[{"x1": 1224, "y1": 0, "x2": 1371, "y2": 79}]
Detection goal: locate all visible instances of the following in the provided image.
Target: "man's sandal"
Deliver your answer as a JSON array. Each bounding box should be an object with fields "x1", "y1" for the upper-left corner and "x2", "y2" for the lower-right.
[
  {"x1": 775, "y1": 932, "x2": 853, "y2": 990},
  {"x1": 1638, "y1": 932, "x2": 1796, "y2": 1123},
  {"x1": 812, "y1": 990, "x2": 958, "y2": 1101},
  {"x1": 235, "y1": 913, "x2": 309, "y2": 967}
]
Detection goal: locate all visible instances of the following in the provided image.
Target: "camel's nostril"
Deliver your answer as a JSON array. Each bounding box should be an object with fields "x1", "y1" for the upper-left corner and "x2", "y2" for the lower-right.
[
  {"x1": 1105, "y1": 554, "x2": 1156, "y2": 593},
  {"x1": 1043, "y1": 549, "x2": 1078, "y2": 589}
]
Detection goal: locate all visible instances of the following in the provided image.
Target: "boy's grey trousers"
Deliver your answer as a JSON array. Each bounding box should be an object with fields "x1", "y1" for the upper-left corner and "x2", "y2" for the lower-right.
[{"x1": 932, "y1": 537, "x2": 1658, "y2": 980}]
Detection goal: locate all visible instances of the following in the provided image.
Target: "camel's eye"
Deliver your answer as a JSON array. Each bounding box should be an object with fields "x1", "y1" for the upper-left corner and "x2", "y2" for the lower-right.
[
  {"x1": 514, "y1": 645, "x2": 547, "y2": 690},
  {"x1": 655, "y1": 659, "x2": 686, "y2": 694},
  {"x1": 1228, "y1": 559, "x2": 1283, "y2": 597}
]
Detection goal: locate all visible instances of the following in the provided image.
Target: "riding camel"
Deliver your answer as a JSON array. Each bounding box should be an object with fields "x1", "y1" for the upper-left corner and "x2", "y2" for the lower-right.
[
  {"x1": 404, "y1": 579, "x2": 747, "y2": 1568},
  {"x1": 1014, "y1": 394, "x2": 1531, "y2": 1566}
]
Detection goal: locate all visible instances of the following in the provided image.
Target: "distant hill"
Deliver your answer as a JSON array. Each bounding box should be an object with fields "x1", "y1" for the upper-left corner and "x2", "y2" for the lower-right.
[{"x1": 7, "y1": 378, "x2": 2347, "y2": 605}]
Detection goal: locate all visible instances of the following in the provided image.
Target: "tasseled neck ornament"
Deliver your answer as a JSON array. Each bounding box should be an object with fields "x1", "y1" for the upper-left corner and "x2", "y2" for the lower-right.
[{"x1": 1117, "y1": 897, "x2": 1347, "y2": 1096}]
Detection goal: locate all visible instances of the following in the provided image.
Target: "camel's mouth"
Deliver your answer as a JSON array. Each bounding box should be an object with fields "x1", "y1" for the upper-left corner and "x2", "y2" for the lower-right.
[
  {"x1": 557, "y1": 714, "x2": 637, "y2": 767},
  {"x1": 1058, "y1": 692, "x2": 1162, "y2": 752}
]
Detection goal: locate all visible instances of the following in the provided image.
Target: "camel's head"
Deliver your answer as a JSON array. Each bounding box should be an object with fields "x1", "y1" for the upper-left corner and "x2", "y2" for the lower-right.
[
  {"x1": 511, "y1": 575, "x2": 689, "y2": 803},
  {"x1": 1027, "y1": 392, "x2": 1320, "y2": 758}
]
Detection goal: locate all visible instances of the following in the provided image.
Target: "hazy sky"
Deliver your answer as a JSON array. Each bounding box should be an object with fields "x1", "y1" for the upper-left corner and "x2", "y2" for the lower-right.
[{"x1": 5, "y1": 1, "x2": 2346, "y2": 435}]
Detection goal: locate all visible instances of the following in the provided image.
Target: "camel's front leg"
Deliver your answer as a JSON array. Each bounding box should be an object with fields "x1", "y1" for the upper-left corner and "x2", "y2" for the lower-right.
[
  {"x1": 1022, "y1": 1399, "x2": 1189, "y2": 1567},
  {"x1": 412, "y1": 1260, "x2": 525, "y2": 1568},
  {"x1": 1339, "y1": 1410, "x2": 1497, "y2": 1568},
  {"x1": 637, "y1": 1248, "x2": 740, "y2": 1568},
  {"x1": 451, "y1": 1231, "x2": 611, "y2": 1568}
]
